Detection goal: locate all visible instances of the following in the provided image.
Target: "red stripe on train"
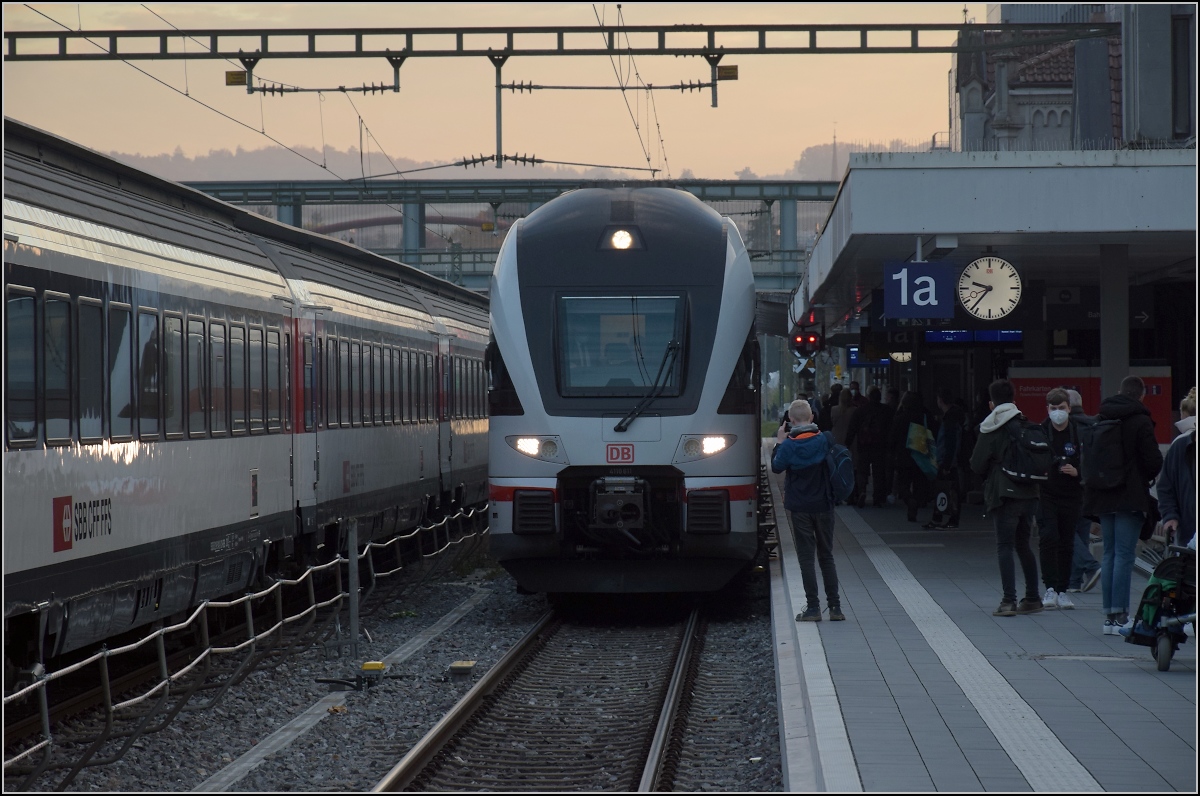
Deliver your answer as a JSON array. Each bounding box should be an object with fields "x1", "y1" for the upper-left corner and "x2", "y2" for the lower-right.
[
  {"x1": 489, "y1": 484, "x2": 558, "y2": 503},
  {"x1": 687, "y1": 484, "x2": 757, "y2": 502}
]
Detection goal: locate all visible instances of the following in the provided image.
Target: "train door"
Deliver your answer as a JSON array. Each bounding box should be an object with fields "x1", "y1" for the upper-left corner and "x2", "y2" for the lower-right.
[
  {"x1": 292, "y1": 312, "x2": 320, "y2": 540},
  {"x1": 437, "y1": 335, "x2": 454, "y2": 506}
]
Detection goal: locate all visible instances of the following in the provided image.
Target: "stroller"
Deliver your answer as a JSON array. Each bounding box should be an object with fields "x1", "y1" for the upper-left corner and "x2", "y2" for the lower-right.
[{"x1": 1123, "y1": 542, "x2": 1196, "y2": 671}]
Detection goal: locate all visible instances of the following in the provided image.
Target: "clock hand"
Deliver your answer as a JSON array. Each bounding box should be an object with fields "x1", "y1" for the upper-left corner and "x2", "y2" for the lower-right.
[
  {"x1": 971, "y1": 291, "x2": 988, "y2": 312},
  {"x1": 972, "y1": 281, "x2": 993, "y2": 291}
]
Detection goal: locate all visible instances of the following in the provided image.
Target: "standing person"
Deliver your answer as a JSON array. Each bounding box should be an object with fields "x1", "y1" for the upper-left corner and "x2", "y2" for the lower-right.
[
  {"x1": 1158, "y1": 419, "x2": 1195, "y2": 546},
  {"x1": 1065, "y1": 389, "x2": 1101, "y2": 593},
  {"x1": 831, "y1": 387, "x2": 858, "y2": 446},
  {"x1": 1036, "y1": 388, "x2": 1088, "y2": 610},
  {"x1": 1082, "y1": 375, "x2": 1164, "y2": 636},
  {"x1": 818, "y1": 383, "x2": 842, "y2": 433},
  {"x1": 1175, "y1": 385, "x2": 1196, "y2": 437},
  {"x1": 885, "y1": 386, "x2": 901, "y2": 412},
  {"x1": 848, "y1": 380, "x2": 869, "y2": 408},
  {"x1": 970, "y1": 379, "x2": 1043, "y2": 617},
  {"x1": 847, "y1": 386, "x2": 892, "y2": 508},
  {"x1": 889, "y1": 391, "x2": 932, "y2": 522},
  {"x1": 772, "y1": 400, "x2": 845, "y2": 622},
  {"x1": 925, "y1": 388, "x2": 965, "y2": 529}
]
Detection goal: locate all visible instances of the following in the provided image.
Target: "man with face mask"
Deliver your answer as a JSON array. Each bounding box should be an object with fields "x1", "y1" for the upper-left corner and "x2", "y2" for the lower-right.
[
  {"x1": 848, "y1": 380, "x2": 868, "y2": 408},
  {"x1": 1037, "y1": 387, "x2": 1086, "y2": 610}
]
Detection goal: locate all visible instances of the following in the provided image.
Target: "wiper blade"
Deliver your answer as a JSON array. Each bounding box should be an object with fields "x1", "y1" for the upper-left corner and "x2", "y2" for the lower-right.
[{"x1": 613, "y1": 340, "x2": 680, "y2": 433}]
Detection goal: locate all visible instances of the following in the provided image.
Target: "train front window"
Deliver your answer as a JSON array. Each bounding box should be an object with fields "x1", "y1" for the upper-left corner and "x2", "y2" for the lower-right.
[{"x1": 557, "y1": 296, "x2": 684, "y2": 397}]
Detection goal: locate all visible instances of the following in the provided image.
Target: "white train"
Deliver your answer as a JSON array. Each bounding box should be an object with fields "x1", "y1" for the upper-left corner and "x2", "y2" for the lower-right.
[
  {"x1": 3, "y1": 118, "x2": 488, "y2": 679},
  {"x1": 487, "y1": 188, "x2": 761, "y2": 593}
]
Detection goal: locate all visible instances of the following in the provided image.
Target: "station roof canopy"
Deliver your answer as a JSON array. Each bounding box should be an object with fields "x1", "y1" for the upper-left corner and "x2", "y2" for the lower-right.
[{"x1": 796, "y1": 149, "x2": 1197, "y2": 331}]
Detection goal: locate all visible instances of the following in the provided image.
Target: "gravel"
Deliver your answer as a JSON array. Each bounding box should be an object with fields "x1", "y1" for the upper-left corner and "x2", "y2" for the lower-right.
[{"x1": 18, "y1": 552, "x2": 782, "y2": 792}]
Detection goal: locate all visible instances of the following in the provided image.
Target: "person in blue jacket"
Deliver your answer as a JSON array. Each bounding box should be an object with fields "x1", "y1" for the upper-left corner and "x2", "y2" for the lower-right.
[{"x1": 772, "y1": 399, "x2": 844, "y2": 622}]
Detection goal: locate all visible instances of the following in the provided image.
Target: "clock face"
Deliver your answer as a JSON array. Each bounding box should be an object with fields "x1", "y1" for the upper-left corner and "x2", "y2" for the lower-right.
[{"x1": 958, "y1": 257, "x2": 1022, "y2": 320}]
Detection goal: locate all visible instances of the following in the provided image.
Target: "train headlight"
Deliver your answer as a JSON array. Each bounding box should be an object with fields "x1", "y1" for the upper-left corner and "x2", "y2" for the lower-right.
[
  {"x1": 674, "y1": 435, "x2": 735, "y2": 464},
  {"x1": 611, "y1": 229, "x2": 633, "y2": 250},
  {"x1": 506, "y1": 435, "x2": 570, "y2": 464}
]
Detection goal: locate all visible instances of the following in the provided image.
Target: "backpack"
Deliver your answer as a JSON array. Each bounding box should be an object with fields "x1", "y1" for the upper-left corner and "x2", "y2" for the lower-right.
[
  {"x1": 1001, "y1": 419, "x2": 1053, "y2": 484},
  {"x1": 857, "y1": 406, "x2": 888, "y2": 449},
  {"x1": 1079, "y1": 417, "x2": 1126, "y2": 490},
  {"x1": 823, "y1": 431, "x2": 856, "y2": 504}
]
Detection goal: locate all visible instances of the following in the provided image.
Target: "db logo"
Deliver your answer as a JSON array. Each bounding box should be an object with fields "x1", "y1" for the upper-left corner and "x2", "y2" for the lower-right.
[
  {"x1": 53, "y1": 496, "x2": 73, "y2": 552},
  {"x1": 606, "y1": 444, "x2": 634, "y2": 464}
]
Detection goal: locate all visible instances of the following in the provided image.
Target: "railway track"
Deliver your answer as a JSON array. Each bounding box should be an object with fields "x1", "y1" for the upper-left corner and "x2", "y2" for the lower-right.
[{"x1": 373, "y1": 605, "x2": 705, "y2": 792}]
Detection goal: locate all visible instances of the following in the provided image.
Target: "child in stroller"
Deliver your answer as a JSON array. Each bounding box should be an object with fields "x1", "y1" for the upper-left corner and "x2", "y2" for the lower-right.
[{"x1": 1122, "y1": 538, "x2": 1196, "y2": 671}]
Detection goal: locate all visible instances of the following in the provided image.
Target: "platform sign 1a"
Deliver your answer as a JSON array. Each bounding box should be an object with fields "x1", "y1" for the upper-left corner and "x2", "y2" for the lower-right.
[{"x1": 884, "y1": 262, "x2": 955, "y2": 319}]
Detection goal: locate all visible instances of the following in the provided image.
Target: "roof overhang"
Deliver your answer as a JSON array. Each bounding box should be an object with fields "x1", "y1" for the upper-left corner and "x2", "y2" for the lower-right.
[{"x1": 795, "y1": 149, "x2": 1197, "y2": 330}]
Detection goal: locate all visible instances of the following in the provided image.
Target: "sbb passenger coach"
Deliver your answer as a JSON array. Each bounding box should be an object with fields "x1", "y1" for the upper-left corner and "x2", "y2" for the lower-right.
[
  {"x1": 487, "y1": 188, "x2": 761, "y2": 593},
  {"x1": 3, "y1": 118, "x2": 488, "y2": 681}
]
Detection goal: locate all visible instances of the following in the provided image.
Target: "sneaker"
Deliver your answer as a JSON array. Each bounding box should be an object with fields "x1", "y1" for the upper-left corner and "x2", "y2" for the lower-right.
[
  {"x1": 1066, "y1": 586, "x2": 1082, "y2": 593},
  {"x1": 942, "y1": 521, "x2": 960, "y2": 529},
  {"x1": 922, "y1": 520, "x2": 945, "y2": 530},
  {"x1": 1017, "y1": 598, "x2": 1044, "y2": 614},
  {"x1": 1056, "y1": 592, "x2": 1075, "y2": 610},
  {"x1": 1102, "y1": 619, "x2": 1119, "y2": 635},
  {"x1": 1042, "y1": 588, "x2": 1058, "y2": 609},
  {"x1": 993, "y1": 601, "x2": 1018, "y2": 617},
  {"x1": 1081, "y1": 569, "x2": 1101, "y2": 593},
  {"x1": 828, "y1": 605, "x2": 846, "y2": 621},
  {"x1": 797, "y1": 605, "x2": 822, "y2": 622}
]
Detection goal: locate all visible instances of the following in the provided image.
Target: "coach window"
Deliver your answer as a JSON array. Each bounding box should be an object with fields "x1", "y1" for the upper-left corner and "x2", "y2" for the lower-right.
[
  {"x1": 187, "y1": 319, "x2": 207, "y2": 437},
  {"x1": 164, "y1": 315, "x2": 184, "y2": 437},
  {"x1": 230, "y1": 325, "x2": 246, "y2": 434},
  {"x1": 338, "y1": 339, "x2": 350, "y2": 428},
  {"x1": 109, "y1": 305, "x2": 134, "y2": 440},
  {"x1": 267, "y1": 329, "x2": 282, "y2": 431},
  {"x1": 373, "y1": 345, "x2": 384, "y2": 425},
  {"x1": 137, "y1": 310, "x2": 159, "y2": 439},
  {"x1": 282, "y1": 330, "x2": 291, "y2": 432},
  {"x1": 249, "y1": 327, "x2": 265, "y2": 433},
  {"x1": 45, "y1": 296, "x2": 73, "y2": 443},
  {"x1": 350, "y1": 341, "x2": 362, "y2": 427},
  {"x1": 79, "y1": 300, "x2": 105, "y2": 441},
  {"x1": 6, "y1": 289, "x2": 36, "y2": 444},
  {"x1": 363, "y1": 344, "x2": 374, "y2": 426},
  {"x1": 209, "y1": 323, "x2": 228, "y2": 436},
  {"x1": 426, "y1": 353, "x2": 435, "y2": 422},
  {"x1": 385, "y1": 348, "x2": 394, "y2": 424}
]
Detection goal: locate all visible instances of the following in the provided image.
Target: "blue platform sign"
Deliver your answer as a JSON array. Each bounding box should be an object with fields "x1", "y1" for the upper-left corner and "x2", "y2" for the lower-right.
[{"x1": 883, "y1": 262, "x2": 955, "y2": 319}]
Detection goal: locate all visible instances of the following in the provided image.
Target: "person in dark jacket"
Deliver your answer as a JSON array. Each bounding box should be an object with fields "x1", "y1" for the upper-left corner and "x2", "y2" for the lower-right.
[
  {"x1": 1082, "y1": 375, "x2": 1164, "y2": 636},
  {"x1": 818, "y1": 384, "x2": 842, "y2": 433},
  {"x1": 926, "y1": 388, "x2": 966, "y2": 529},
  {"x1": 846, "y1": 386, "x2": 893, "y2": 508},
  {"x1": 889, "y1": 391, "x2": 931, "y2": 522},
  {"x1": 772, "y1": 399, "x2": 844, "y2": 622},
  {"x1": 1064, "y1": 388, "x2": 1101, "y2": 593},
  {"x1": 1158, "y1": 427, "x2": 1195, "y2": 546},
  {"x1": 970, "y1": 379, "x2": 1043, "y2": 617},
  {"x1": 1036, "y1": 388, "x2": 1088, "y2": 610}
]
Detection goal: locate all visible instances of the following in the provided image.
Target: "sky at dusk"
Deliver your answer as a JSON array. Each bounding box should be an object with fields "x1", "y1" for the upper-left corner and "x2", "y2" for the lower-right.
[{"x1": 4, "y1": 3, "x2": 988, "y2": 179}]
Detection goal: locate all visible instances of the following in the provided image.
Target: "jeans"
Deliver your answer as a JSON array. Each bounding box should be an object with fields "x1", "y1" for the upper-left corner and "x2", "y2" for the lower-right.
[
  {"x1": 1037, "y1": 496, "x2": 1081, "y2": 593},
  {"x1": 1068, "y1": 517, "x2": 1100, "y2": 589},
  {"x1": 993, "y1": 498, "x2": 1040, "y2": 604},
  {"x1": 854, "y1": 448, "x2": 890, "y2": 506},
  {"x1": 1099, "y1": 511, "x2": 1143, "y2": 615},
  {"x1": 789, "y1": 510, "x2": 839, "y2": 608}
]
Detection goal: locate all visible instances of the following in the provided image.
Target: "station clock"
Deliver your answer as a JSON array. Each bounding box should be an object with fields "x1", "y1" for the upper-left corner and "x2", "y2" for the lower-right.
[{"x1": 958, "y1": 256, "x2": 1022, "y2": 320}]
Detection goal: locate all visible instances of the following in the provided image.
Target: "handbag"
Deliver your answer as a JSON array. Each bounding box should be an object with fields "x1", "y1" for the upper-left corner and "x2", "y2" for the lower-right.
[
  {"x1": 1140, "y1": 495, "x2": 1161, "y2": 541},
  {"x1": 906, "y1": 415, "x2": 939, "y2": 480},
  {"x1": 934, "y1": 477, "x2": 959, "y2": 516}
]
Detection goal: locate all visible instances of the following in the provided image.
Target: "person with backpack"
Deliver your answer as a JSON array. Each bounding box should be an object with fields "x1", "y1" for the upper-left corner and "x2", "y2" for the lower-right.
[
  {"x1": 1082, "y1": 375, "x2": 1164, "y2": 636},
  {"x1": 970, "y1": 379, "x2": 1044, "y2": 617},
  {"x1": 1036, "y1": 388, "x2": 1090, "y2": 610},
  {"x1": 889, "y1": 391, "x2": 933, "y2": 522},
  {"x1": 1065, "y1": 388, "x2": 1102, "y2": 593},
  {"x1": 772, "y1": 399, "x2": 848, "y2": 622},
  {"x1": 847, "y1": 386, "x2": 892, "y2": 507}
]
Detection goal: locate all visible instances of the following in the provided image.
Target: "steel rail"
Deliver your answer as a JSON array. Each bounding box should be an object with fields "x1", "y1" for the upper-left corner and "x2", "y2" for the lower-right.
[
  {"x1": 371, "y1": 610, "x2": 557, "y2": 792},
  {"x1": 638, "y1": 607, "x2": 702, "y2": 792}
]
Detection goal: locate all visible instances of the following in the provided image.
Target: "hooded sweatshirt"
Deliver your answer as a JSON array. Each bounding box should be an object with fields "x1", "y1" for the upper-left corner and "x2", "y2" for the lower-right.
[
  {"x1": 771, "y1": 423, "x2": 834, "y2": 513},
  {"x1": 1082, "y1": 393, "x2": 1163, "y2": 516},
  {"x1": 1157, "y1": 430, "x2": 1195, "y2": 545},
  {"x1": 969, "y1": 402, "x2": 1040, "y2": 510}
]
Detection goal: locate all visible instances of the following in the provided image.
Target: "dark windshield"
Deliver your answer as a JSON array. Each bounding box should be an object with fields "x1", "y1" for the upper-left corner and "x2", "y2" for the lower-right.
[{"x1": 557, "y1": 295, "x2": 685, "y2": 397}]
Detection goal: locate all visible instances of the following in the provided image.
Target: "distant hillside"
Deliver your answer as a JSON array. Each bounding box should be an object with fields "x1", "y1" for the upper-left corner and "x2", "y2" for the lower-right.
[{"x1": 108, "y1": 144, "x2": 656, "y2": 183}]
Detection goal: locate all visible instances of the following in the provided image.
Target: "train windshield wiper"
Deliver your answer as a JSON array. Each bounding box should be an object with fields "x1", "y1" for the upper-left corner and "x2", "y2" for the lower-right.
[{"x1": 613, "y1": 340, "x2": 680, "y2": 433}]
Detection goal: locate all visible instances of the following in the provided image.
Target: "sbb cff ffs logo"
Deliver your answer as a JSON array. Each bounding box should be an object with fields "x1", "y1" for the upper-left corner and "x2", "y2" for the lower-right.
[
  {"x1": 606, "y1": 444, "x2": 635, "y2": 464},
  {"x1": 53, "y1": 496, "x2": 73, "y2": 552}
]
